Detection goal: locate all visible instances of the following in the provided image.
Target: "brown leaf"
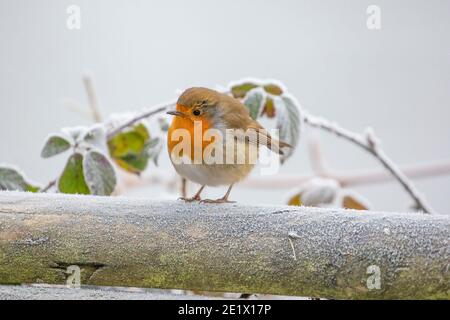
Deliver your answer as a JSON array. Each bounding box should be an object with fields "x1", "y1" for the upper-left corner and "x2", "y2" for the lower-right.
[
  {"x1": 342, "y1": 195, "x2": 368, "y2": 210},
  {"x1": 230, "y1": 82, "x2": 258, "y2": 99},
  {"x1": 261, "y1": 97, "x2": 276, "y2": 118},
  {"x1": 263, "y1": 84, "x2": 283, "y2": 96},
  {"x1": 287, "y1": 193, "x2": 303, "y2": 206}
]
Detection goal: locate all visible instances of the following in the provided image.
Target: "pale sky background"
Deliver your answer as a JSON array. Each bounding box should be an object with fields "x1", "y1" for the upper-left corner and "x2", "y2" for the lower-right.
[{"x1": 1, "y1": 0, "x2": 449, "y2": 213}]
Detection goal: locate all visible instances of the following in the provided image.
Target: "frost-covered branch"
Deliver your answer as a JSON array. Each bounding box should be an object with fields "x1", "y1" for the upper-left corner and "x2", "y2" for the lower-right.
[
  {"x1": 0, "y1": 192, "x2": 448, "y2": 299},
  {"x1": 106, "y1": 101, "x2": 175, "y2": 139},
  {"x1": 41, "y1": 179, "x2": 56, "y2": 193},
  {"x1": 303, "y1": 113, "x2": 436, "y2": 214}
]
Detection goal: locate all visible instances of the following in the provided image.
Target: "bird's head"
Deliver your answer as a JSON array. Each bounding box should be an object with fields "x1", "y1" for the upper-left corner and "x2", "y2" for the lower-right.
[{"x1": 167, "y1": 87, "x2": 221, "y2": 124}]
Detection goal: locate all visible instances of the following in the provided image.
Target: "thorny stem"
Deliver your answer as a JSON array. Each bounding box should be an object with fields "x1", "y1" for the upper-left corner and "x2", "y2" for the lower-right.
[
  {"x1": 41, "y1": 179, "x2": 57, "y2": 193},
  {"x1": 303, "y1": 113, "x2": 436, "y2": 214},
  {"x1": 106, "y1": 101, "x2": 175, "y2": 140}
]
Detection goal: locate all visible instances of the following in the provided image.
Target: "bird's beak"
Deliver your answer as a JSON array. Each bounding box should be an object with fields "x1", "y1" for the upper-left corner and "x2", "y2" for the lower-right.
[{"x1": 166, "y1": 110, "x2": 187, "y2": 118}]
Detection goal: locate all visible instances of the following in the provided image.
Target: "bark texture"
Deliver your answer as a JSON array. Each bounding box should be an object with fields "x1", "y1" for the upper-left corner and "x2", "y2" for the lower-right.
[{"x1": 0, "y1": 191, "x2": 448, "y2": 299}]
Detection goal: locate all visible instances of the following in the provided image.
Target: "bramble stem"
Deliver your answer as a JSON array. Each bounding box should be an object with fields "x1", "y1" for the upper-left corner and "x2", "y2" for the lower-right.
[{"x1": 303, "y1": 113, "x2": 436, "y2": 214}]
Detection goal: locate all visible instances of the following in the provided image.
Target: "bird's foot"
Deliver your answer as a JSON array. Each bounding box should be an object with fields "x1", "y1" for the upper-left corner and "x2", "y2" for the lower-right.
[
  {"x1": 200, "y1": 198, "x2": 235, "y2": 204},
  {"x1": 178, "y1": 196, "x2": 201, "y2": 202}
]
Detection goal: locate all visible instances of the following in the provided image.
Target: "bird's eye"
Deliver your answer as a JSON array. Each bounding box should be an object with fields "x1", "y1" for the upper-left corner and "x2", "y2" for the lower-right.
[{"x1": 193, "y1": 110, "x2": 201, "y2": 116}]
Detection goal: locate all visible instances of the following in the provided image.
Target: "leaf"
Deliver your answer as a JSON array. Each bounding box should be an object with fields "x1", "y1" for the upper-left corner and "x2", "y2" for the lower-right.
[
  {"x1": 115, "y1": 137, "x2": 162, "y2": 173},
  {"x1": 243, "y1": 89, "x2": 265, "y2": 120},
  {"x1": 62, "y1": 126, "x2": 88, "y2": 142},
  {"x1": 58, "y1": 153, "x2": 90, "y2": 195},
  {"x1": 263, "y1": 84, "x2": 283, "y2": 96},
  {"x1": 145, "y1": 137, "x2": 160, "y2": 150},
  {"x1": 134, "y1": 123, "x2": 150, "y2": 140},
  {"x1": 83, "y1": 150, "x2": 116, "y2": 196},
  {"x1": 342, "y1": 194, "x2": 369, "y2": 210},
  {"x1": 275, "y1": 95, "x2": 302, "y2": 163},
  {"x1": 108, "y1": 123, "x2": 154, "y2": 174},
  {"x1": 287, "y1": 178, "x2": 339, "y2": 207},
  {"x1": 287, "y1": 193, "x2": 303, "y2": 206},
  {"x1": 108, "y1": 131, "x2": 145, "y2": 157},
  {"x1": 261, "y1": 97, "x2": 276, "y2": 118},
  {"x1": 0, "y1": 166, "x2": 40, "y2": 192},
  {"x1": 108, "y1": 124, "x2": 149, "y2": 158},
  {"x1": 230, "y1": 82, "x2": 258, "y2": 99},
  {"x1": 41, "y1": 135, "x2": 71, "y2": 158},
  {"x1": 145, "y1": 138, "x2": 162, "y2": 166},
  {"x1": 116, "y1": 154, "x2": 149, "y2": 174},
  {"x1": 83, "y1": 124, "x2": 107, "y2": 152}
]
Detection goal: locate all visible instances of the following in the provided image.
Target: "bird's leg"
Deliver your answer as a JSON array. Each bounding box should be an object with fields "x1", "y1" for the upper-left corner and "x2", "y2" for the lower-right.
[
  {"x1": 179, "y1": 185, "x2": 205, "y2": 202},
  {"x1": 201, "y1": 184, "x2": 236, "y2": 204}
]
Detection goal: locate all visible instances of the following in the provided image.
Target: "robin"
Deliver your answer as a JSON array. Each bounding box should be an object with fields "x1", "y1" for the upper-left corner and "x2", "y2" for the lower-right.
[{"x1": 167, "y1": 87, "x2": 291, "y2": 203}]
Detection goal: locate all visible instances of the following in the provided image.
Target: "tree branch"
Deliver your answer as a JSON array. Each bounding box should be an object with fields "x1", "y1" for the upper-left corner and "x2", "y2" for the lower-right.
[
  {"x1": 303, "y1": 113, "x2": 436, "y2": 214},
  {"x1": 106, "y1": 101, "x2": 175, "y2": 140},
  {"x1": 41, "y1": 179, "x2": 56, "y2": 193},
  {"x1": 0, "y1": 192, "x2": 448, "y2": 299}
]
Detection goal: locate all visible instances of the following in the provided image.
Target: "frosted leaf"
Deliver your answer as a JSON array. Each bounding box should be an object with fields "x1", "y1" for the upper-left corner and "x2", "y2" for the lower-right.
[
  {"x1": 338, "y1": 190, "x2": 370, "y2": 210},
  {"x1": 61, "y1": 126, "x2": 89, "y2": 143},
  {"x1": 227, "y1": 78, "x2": 287, "y2": 98},
  {"x1": 41, "y1": 134, "x2": 72, "y2": 158},
  {"x1": 145, "y1": 137, "x2": 162, "y2": 166},
  {"x1": 83, "y1": 150, "x2": 116, "y2": 196},
  {"x1": 83, "y1": 124, "x2": 108, "y2": 153},
  {"x1": 301, "y1": 178, "x2": 339, "y2": 206},
  {"x1": 243, "y1": 88, "x2": 266, "y2": 120},
  {"x1": 287, "y1": 178, "x2": 340, "y2": 207},
  {"x1": 0, "y1": 165, "x2": 40, "y2": 192},
  {"x1": 275, "y1": 94, "x2": 303, "y2": 163}
]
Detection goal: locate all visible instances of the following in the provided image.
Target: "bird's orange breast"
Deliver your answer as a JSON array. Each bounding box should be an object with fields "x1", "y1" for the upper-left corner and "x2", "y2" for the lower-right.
[{"x1": 167, "y1": 105, "x2": 214, "y2": 161}]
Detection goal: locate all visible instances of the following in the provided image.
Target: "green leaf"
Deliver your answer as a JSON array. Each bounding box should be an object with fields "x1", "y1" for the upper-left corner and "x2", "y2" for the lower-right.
[
  {"x1": 134, "y1": 123, "x2": 150, "y2": 140},
  {"x1": 58, "y1": 153, "x2": 90, "y2": 195},
  {"x1": 0, "y1": 166, "x2": 40, "y2": 192},
  {"x1": 108, "y1": 123, "x2": 153, "y2": 174},
  {"x1": 41, "y1": 135, "x2": 71, "y2": 158},
  {"x1": 263, "y1": 84, "x2": 283, "y2": 96},
  {"x1": 230, "y1": 82, "x2": 258, "y2": 99},
  {"x1": 108, "y1": 124, "x2": 149, "y2": 158},
  {"x1": 114, "y1": 137, "x2": 162, "y2": 173},
  {"x1": 108, "y1": 131, "x2": 146, "y2": 157},
  {"x1": 116, "y1": 153, "x2": 149, "y2": 174},
  {"x1": 83, "y1": 150, "x2": 116, "y2": 196},
  {"x1": 275, "y1": 95, "x2": 302, "y2": 163},
  {"x1": 243, "y1": 89, "x2": 265, "y2": 120}
]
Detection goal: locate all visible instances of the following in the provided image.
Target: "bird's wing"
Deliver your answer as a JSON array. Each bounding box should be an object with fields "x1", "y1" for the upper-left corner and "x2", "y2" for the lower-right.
[
  {"x1": 220, "y1": 94, "x2": 291, "y2": 155},
  {"x1": 246, "y1": 120, "x2": 292, "y2": 155}
]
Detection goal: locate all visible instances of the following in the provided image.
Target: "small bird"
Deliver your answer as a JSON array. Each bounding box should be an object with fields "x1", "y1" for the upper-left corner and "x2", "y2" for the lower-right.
[{"x1": 167, "y1": 87, "x2": 291, "y2": 203}]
